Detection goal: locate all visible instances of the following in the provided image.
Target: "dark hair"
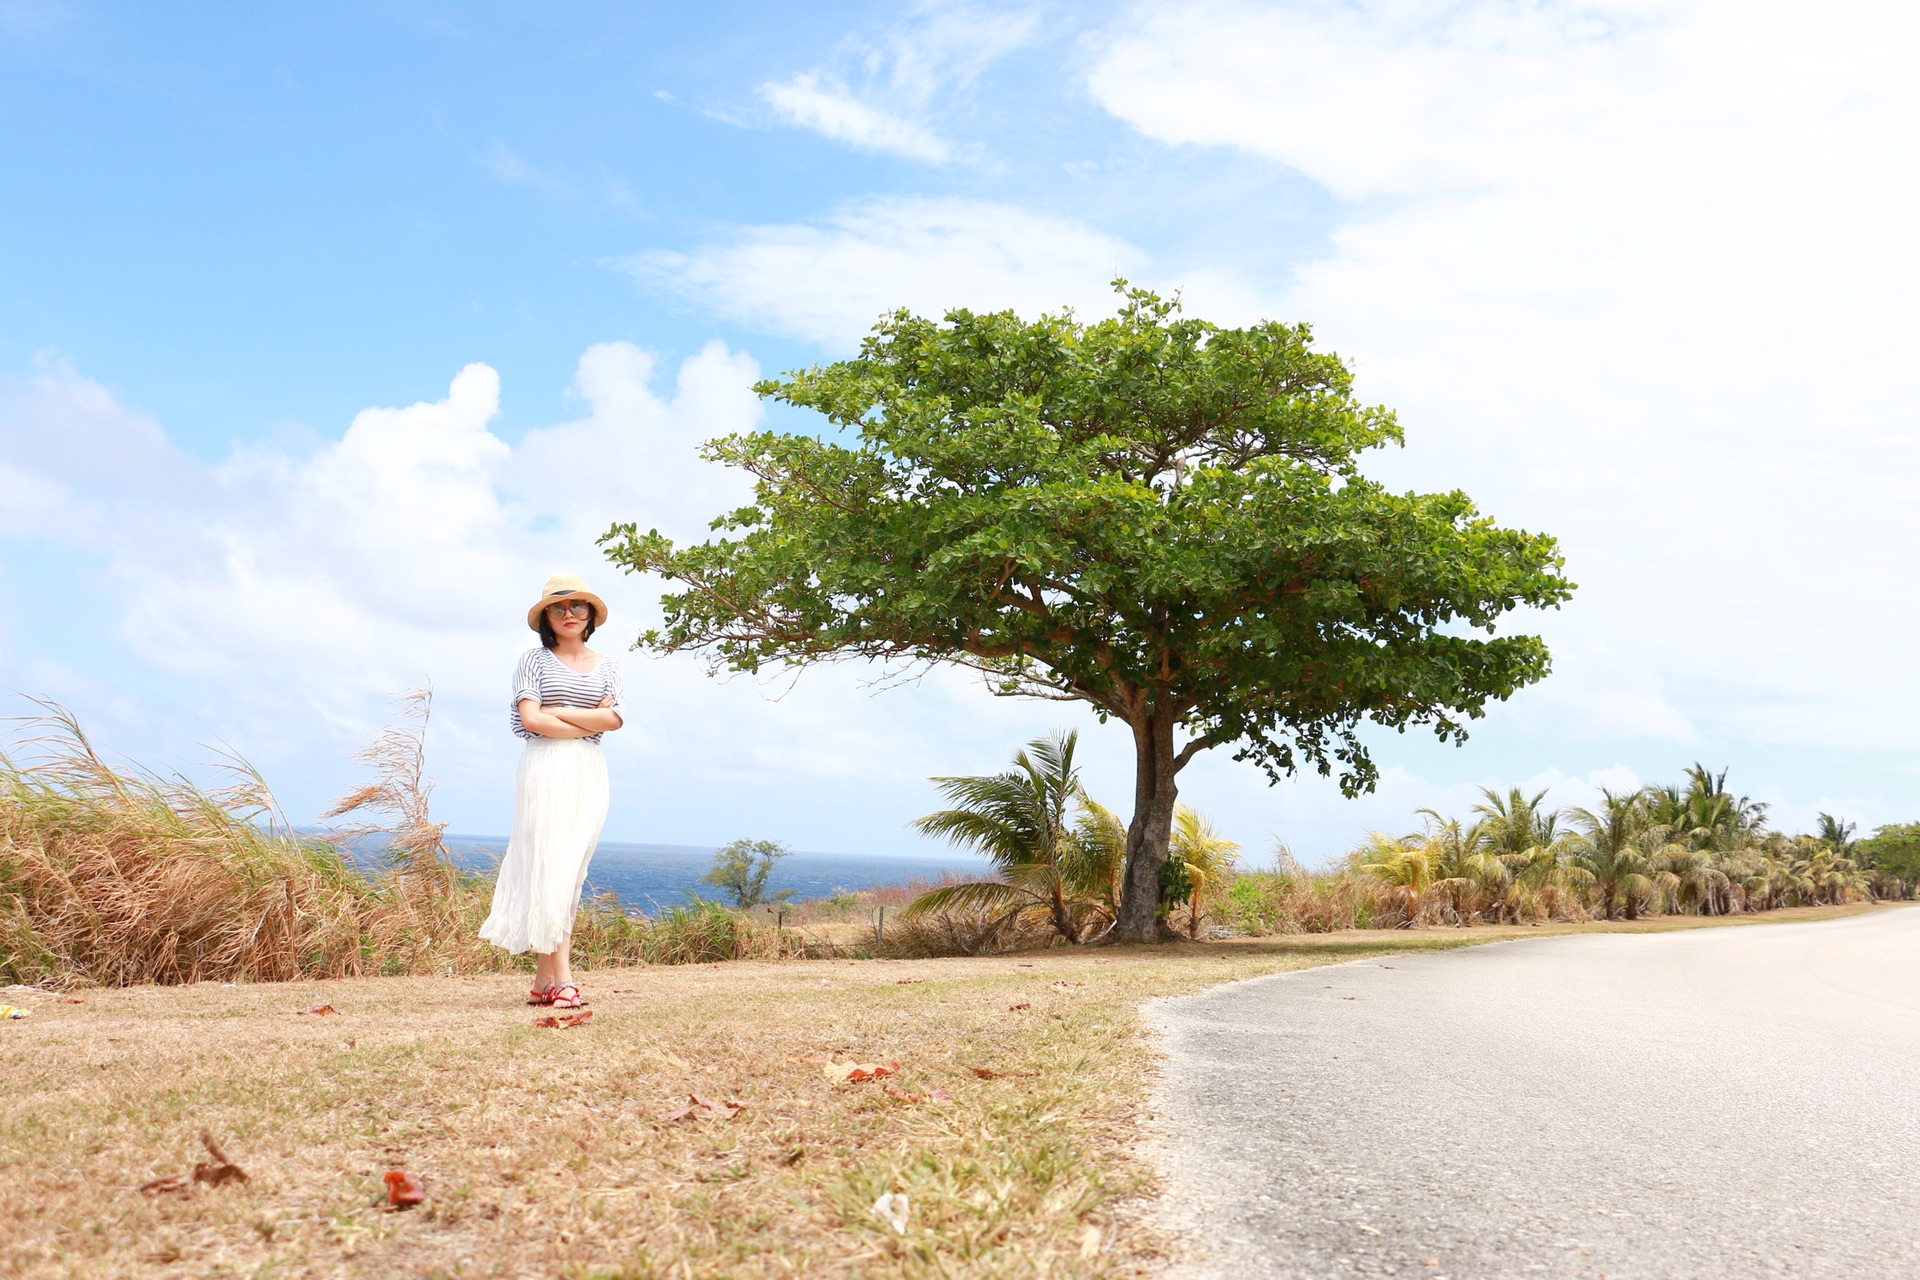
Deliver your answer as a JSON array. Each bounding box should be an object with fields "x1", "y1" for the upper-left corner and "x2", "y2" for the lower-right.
[{"x1": 537, "y1": 608, "x2": 598, "y2": 649}]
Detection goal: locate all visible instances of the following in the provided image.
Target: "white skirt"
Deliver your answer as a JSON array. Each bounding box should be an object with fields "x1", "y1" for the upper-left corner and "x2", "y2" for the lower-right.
[{"x1": 478, "y1": 737, "x2": 610, "y2": 955}]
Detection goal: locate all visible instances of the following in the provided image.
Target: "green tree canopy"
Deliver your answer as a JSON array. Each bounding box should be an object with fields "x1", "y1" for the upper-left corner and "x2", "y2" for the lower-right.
[
  {"x1": 603, "y1": 285, "x2": 1574, "y2": 941},
  {"x1": 701, "y1": 838, "x2": 795, "y2": 909}
]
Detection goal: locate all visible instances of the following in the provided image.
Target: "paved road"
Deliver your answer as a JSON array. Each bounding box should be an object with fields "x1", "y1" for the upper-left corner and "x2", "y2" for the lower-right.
[{"x1": 1148, "y1": 908, "x2": 1920, "y2": 1279}]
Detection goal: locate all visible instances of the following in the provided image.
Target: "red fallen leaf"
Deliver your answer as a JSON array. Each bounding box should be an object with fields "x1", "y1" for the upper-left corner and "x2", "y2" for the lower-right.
[
  {"x1": 384, "y1": 1169, "x2": 425, "y2": 1207},
  {"x1": 658, "y1": 1092, "x2": 744, "y2": 1122},
  {"x1": 1008, "y1": 1001, "x2": 1031, "y2": 1011},
  {"x1": 881, "y1": 1081, "x2": 923, "y2": 1103},
  {"x1": 296, "y1": 1003, "x2": 337, "y2": 1016},
  {"x1": 532, "y1": 1009, "x2": 593, "y2": 1029},
  {"x1": 968, "y1": 1065, "x2": 1005, "y2": 1079},
  {"x1": 822, "y1": 1058, "x2": 898, "y2": 1083}
]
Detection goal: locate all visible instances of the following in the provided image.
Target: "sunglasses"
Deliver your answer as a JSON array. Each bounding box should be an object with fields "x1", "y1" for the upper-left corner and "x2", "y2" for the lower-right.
[{"x1": 546, "y1": 600, "x2": 594, "y2": 619}]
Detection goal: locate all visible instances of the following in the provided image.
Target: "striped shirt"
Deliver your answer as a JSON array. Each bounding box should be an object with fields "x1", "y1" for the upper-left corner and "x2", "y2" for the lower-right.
[{"x1": 510, "y1": 647, "x2": 625, "y2": 743}]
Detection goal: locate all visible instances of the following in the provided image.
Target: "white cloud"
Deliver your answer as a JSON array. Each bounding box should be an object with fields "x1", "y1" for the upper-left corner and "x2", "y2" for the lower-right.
[
  {"x1": 0, "y1": 347, "x2": 1151, "y2": 849},
  {"x1": 477, "y1": 139, "x2": 574, "y2": 198},
  {"x1": 0, "y1": 346, "x2": 775, "y2": 815},
  {"x1": 1086, "y1": 0, "x2": 1920, "y2": 754},
  {"x1": 753, "y1": 2, "x2": 1040, "y2": 160},
  {"x1": 759, "y1": 73, "x2": 951, "y2": 162},
  {"x1": 631, "y1": 195, "x2": 1145, "y2": 348}
]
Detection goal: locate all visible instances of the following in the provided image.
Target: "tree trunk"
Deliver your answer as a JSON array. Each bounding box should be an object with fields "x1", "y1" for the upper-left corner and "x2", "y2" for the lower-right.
[{"x1": 1115, "y1": 708, "x2": 1180, "y2": 944}]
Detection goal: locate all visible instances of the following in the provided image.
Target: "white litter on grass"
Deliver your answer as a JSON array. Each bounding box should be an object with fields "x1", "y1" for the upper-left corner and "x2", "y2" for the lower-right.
[
  {"x1": 873, "y1": 1192, "x2": 910, "y2": 1234},
  {"x1": 0, "y1": 1006, "x2": 27, "y2": 1020}
]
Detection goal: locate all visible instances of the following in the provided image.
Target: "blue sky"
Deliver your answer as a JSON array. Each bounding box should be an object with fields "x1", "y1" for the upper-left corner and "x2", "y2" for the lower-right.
[{"x1": 4, "y1": 0, "x2": 1918, "y2": 861}]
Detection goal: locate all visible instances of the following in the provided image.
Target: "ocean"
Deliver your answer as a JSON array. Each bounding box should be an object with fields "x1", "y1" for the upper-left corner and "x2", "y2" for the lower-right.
[{"x1": 438, "y1": 834, "x2": 990, "y2": 913}]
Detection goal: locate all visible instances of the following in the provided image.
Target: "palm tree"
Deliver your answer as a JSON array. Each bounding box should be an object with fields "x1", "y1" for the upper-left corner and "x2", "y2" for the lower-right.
[
  {"x1": 1169, "y1": 805, "x2": 1241, "y2": 939},
  {"x1": 1816, "y1": 813, "x2": 1857, "y2": 858},
  {"x1": 1063, "y1": 799, "x2": 1128, "y2": 928},
  {"x1": 1681, "y1": 764, "x2": 1768, "y2": 850},
  {"x1": 1657, "y1": 844, "x2": 1731, "y2": 915},
  {"x1": 1568, "y1": 789, "x2": 1662, "y2": 920},
  {"x1": 1356, "y1": 830, "x2": 1439, "y2": 896},
  {"x1": 902, "y1": 730, "x2": 1103, "y2": 943},
  {"x1": 1469, "y1": 786, "x2": 1589, "y2": 919}
]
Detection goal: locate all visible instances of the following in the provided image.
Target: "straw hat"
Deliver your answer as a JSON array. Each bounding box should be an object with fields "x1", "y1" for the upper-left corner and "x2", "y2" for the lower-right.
[{"x1": 526, "y1": 573, "x2": 608, "y2": 631}]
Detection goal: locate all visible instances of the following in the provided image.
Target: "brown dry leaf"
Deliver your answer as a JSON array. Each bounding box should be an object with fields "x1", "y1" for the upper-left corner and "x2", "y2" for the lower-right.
[
  {"x1": 1051, "y1": 981, "x2": 1085, "y2": 988},
  {"x1": 384, "y1": 1169, "x2": 425, "y2": 1208},
  {"x1": 1007, "y1": 1001, "x2": 1031, "y2": 1011},
  {"x1": 821, "y1": 1058, "x2": 898, "y2": 1084},
  {"x1": 58, "y1": 997, "x2": 84, "y2": 1004},
  {"x1": 894, "y1": 978, "x2": 923, "y2": 985},
  {"x1": 967, "y1": 1065, "x2": 1005, "y2": 1079},
  {"x1": 531, "y1": 1009, "x2": 593, "y2": 1029},
  {"x1": 657, "y1": 1092, "x2": 744, "y2": 1123},
  {"x1": 295, "y1": 1003, "x2": 337, "y2": 1016},
  {"x1": 880, "y1": 1082, "x2": 922, "y2": 1103}
]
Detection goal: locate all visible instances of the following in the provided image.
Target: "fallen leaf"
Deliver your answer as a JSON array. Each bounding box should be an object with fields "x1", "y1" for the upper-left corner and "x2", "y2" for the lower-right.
[
  {"x1": 1051, "y1": 980, "x2": 1084, "y2": 988},
  {"x1": 1008, "y1": 1001, "x2": 1031, "y2": 1011},
  {"x1": 872, "y1": 1192, "x2": 910, "y2": 1234},
  {"x1": 658, "y1": 1092, "x2": 744, "y2": 1122},
  {"x1": 295, "y1": 1003, "x2": 337, "y2": 1016},
  {"x1": 967, "y1": 1065, "x2": 1005, "y2": 1079},
  {"x1": 0, "y1": 1006, "x2": 28, "y2": 1020},
  {"x1": 895, "y1": 978, "x2": 923, "y2": 985},
  {"x1": 384, "y1": 1169, "x2": 425, "y2": 1207},
  {"x1": 822, "y1": 1058, "x2": 898, "y2": 1084},
  {"x1": 1342, "y1": 996, "x2": 1356, "y2": 1001},
  {"x1": 1079, "y1": 1224, "x2": 1103, "y2": 1258},
  {"x1": 532, "y1": 1009, "x2": 593, "y2": 1029},
  {"x1": 880, "y1": 1082, "x2": 923, "y2": 1103},
  {"x1": 59, "y1": 997, "x2": 84, "y2": 1004}
]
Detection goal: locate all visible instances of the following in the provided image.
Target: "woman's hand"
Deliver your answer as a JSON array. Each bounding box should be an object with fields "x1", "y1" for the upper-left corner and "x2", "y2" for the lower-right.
[
  {"x1": 518, "y1": 698, "x2": 595, "y2": 739},
  {"x1": 549, "y1": 698, "x2": 623, "y2": 733}
]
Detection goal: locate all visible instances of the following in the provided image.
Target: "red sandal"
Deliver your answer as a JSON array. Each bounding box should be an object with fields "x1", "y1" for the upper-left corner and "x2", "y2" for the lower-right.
[
  {"x1": 549, "y1": 982, "x2": 588, "y2": 1010},
  {"x1": 527, "y1": 984, "x2": 557, "y2": 1006}
]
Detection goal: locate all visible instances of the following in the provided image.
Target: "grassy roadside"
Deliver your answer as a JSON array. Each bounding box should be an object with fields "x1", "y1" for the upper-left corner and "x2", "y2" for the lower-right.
[{"x1": 1, "y1": 904, "x2": 1883, "y2": 1280}]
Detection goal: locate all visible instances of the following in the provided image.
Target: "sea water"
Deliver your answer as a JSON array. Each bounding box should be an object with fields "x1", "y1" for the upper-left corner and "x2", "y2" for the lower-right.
[{"x1": 440, "y1": 834, "x2": 989, "y2": 913}]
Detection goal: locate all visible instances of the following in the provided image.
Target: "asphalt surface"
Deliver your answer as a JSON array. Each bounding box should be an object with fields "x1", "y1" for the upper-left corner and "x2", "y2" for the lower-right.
[{"x1": 1147, "y1": 907, "x2": 1920, "y2": 1279}]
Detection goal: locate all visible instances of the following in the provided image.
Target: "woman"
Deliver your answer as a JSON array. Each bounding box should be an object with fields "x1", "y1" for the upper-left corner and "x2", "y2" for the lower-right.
[{"x1": 479, "y1": 573, "x2": 625, "y2": 1009}]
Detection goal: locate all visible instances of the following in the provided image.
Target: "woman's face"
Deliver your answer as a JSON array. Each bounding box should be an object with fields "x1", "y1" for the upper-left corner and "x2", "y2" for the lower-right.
[{"x1": 546, "y1": 599, "x2": 592, "y2": 639}]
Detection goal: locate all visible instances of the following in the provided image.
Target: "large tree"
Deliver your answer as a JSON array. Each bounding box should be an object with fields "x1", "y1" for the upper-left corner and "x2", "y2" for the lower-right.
[{"x1": 601, "y1": 286, "x2": 1573, "y2": 942}]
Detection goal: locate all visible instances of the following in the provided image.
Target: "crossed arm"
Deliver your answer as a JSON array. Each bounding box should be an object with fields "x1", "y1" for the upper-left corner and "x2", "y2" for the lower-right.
[{"x1": 518, "y1": 695, "x2": 624, "y2": 738}]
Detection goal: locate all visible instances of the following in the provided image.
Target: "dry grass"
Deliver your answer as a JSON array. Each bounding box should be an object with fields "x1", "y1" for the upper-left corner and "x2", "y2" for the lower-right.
[
  {"x1": 0, "y1": 903, "x2": 1881, "y2": 1280},
  {"x1": 0, "y1": 706, "x2": 813, "y2": 986}
]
